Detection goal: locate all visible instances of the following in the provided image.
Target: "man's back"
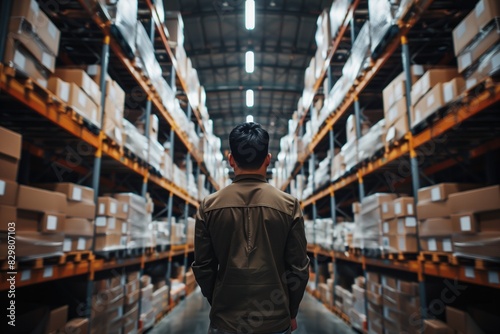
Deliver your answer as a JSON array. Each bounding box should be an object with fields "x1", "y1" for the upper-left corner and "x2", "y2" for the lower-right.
[{"x1": 193, "y1": 174, "x2": 309, "y2": 334}]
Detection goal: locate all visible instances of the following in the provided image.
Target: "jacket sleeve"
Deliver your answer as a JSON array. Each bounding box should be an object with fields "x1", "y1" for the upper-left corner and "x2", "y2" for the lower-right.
[
  {"x1": 191, "y1": 200, "x2": 218, "y2": 305},
  {"x1": 284, "y1": 198, "x2": 310, "y2": 318}
]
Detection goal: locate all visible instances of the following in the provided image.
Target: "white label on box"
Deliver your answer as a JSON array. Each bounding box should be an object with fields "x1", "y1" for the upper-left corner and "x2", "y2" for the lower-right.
[
  {"x1": 488, "y1": 271, "x2": 499, "y2": 284},
  {"x1": 60, "y1": 82, "x2": 70, "y2": 102},
  {"x1": 466, "y1": 78, "x2": 477, "y2": 90},
  {"x1": 457, "y1": 21, "x2": 466, "y2": 39},
  {"x1": 14, "y1": 50, "x2": 26, "y2": 69},
  {"x1": 398, "y1": 237, "x2": 406, "y2": 251},
  {"x1": 123, "y1": 204, "x2": 129, "y2": 213},
  {"x1": 426, "y1": 94, "x2": 435, "y2": 108},
  {"x1": 405, "y1": 217, "x2": 417, "y2": 227},
  {"x1": 443, "y1": 82, "x2": 454, "y2": 103},
  {"x1": 460, "y1": 216, "x2": 472, "y2": 231},
  {"x1": 443, "y1": 239, "x2": 452, "y2": 252},
  {"x1": 96, "y1": 216, "x2": 106, "y2": 227},
  {"x1": 428, "y1": 238, "x2": 437, "y2": 251},
  {"x1": 72, "y1": 187, "x2": 82, "y2": 201},
  {"x1": 382, "y1": 203, "x2": 389, "y2": 213},
  {"x1": 77, "y1": 237, "x2": 86, "y2": 250},
  {"x1": 460, "y1": 53, "x2": 472, "y2": 70},
  {"x1": 383, "y1": 222, "x2": 389, "y2": 234},
  {"x1": 63, "y1": 238, "x2": 72, "y2": 252},
  {"x1": 384, "y1": 307, "x2": 390, "y2": 318},
  {"x1": 431, "y1": 187, "x2": 442, "y2": 201},
  {"x1": 78, "y1": 91, "x2": 86, "y2": 108},
  {"x1": 394, "y1": 202, "x2": 402, "y2": 215},
  {"x1": 465, "y1": 267, "x2": 475, "y2": 278},
  {"x1": 407, "y1": 204, "x2": 414, "y2": 215},
  {"x1": 99, "y1": 203, "x2": 105, "y2": 215},
  {"x1": 414, "y1": 65, "x2": 424, "y2": 76},
  {"x1": 382, "y1": 237, "x2": 389, "y2": 247},
  {"x1": 476, "y1": 0, "x2": 485, "y2": 16},
  {"x1": 37, "y1": 78, "x2": 47, "y2": 88},
  {"x1": 122, "y1": 222, "x2": 127, "y2": 234},
  {"x1": 46, "y1": 215, "x2": 58, "y2": 230},
  {"x1": 48, "y1": 23, "x2": 57, "y2": 39},
  {"x1": 30, "y1": 0, "x2": 40, "y2": 15},
  {"x1": 42, "y1": 52, "x2": 52, "y2": 69},
  {"x1": 121, "y1": 236, "x2": 128, "y2": 246},
  {"x1": 43, "y1": 266, "x2": 54, "y2": 278},
  {"x1": 398, "y1": 221, "x2": 404, "y2": 234},
  {"x1": 493, "y1": 53, "x2": 500, "y2": 69},
  {"x1": 21, "y1": 270, "x2": 31, "y2": 281},
  {"x1": 108, "y1": 217, "x2": 116, "y2": 230},
  {"x1": 92, "y1": 109, "x2": 97, "y2": 122},
  {"x1": 0, "y1": 180, "x2": 5, "y2": 196},
  {"x1": 110, "y1": 202, "x2": 117, "y2": 214}
]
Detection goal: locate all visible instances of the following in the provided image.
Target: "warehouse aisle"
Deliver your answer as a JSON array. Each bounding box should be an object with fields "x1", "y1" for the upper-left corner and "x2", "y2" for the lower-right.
[{"x1": 151, "y1": 288, "x2": 355, "y2": 334}]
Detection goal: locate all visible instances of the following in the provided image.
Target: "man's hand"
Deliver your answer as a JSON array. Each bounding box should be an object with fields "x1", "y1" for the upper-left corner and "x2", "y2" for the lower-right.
[{"x1": 291, "y1": 318, "x2": 297, "y2": 332}]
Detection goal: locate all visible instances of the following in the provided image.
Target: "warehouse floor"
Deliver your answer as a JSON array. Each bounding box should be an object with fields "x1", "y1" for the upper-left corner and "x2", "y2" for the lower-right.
[{"x1": 151, "y1": 288, "x2": 355, "y2": 334}]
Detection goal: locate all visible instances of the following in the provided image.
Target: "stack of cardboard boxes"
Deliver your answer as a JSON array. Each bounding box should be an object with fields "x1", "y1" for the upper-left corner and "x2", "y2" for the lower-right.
[
  {"x1": 353, "y1": 193, "x2": 397, "y2": 250},
  {"x1": 140, "y1": 275, "x2": 155, "y2": 330},
  {"x1": 95, "y1": 196, "x2": 126, "y2": 251},
  {"x1": 382, "y1": 276, "x2": 421, "y2": 334},
  {"x1": 381, "y1": 197, "x2": 418, "y2": 254},
  {"x1": 335, "y1": 285, "x2": 353, "y2": 317},
  {"x1": 152, "y1": 281, "x2": 169, "y2": 321},
  {"x1": 417, "y1": 183, "x2": 477, "y2": 253},
  {"x1": 453, "y1": 0, "x2": 500, "y2": 90},
  {"x1": 350, "y1": 276, "x2": 367, "y2": 332},
  {"x1": 114, "y1": 193, "x2": 154, "y2": 249},
  {"x1": 382, "y1": 65, "x2": 424, "y2": 143},
  {"x1": 38, "y1": 183, "x2": 95, "y2": 253},
  {"x1": 170, "y1": 218, "x2": 186, "y2": 245},
  {"x1": 366, "y1": 272, "x2": 383, "y2": 334},
  {"x1": 91, "y1": 276, "x2": 125, "y2": 334},
  {"x1": 423, "y1": 306, "x2": 488, "y2": 334},
  {"x1": 5, "y1": 0, "x2": 61, "y2": 88},
  {"x1": 124, "y1": 271, "x2": 140, "y2": 334}
]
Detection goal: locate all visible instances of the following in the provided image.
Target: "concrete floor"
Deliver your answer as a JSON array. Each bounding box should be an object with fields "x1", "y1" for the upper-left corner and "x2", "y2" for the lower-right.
[{"x1": 150, "y1": 288, "x2": 356, "y2": 334}]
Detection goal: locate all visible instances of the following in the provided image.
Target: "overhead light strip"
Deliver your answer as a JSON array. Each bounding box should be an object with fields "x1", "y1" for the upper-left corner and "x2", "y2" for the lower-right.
[
  {"x1": 246, "y1": 89, "x2": 254, "y2": 107},
  {"x1": 245, "y1": 0, "x2": 255, "y2": 30},
  {"x1": 245, "y1": 51, "x2": 254, "y2": 73}
]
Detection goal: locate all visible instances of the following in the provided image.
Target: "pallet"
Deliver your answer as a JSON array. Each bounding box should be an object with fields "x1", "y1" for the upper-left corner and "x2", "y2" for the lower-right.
[
  {"x1": 94, "y1": 247, "x2": 128, "y2": 260},
  {"x1": 381, "y1": 251, "x2": 418, "y2": 261},
  {"x1": 63, "y1": 250, "x2": 94, "y2": 263},
  {"x1": 371, "y1": 25, "x2": 400, "y2": 60},
  {"x1": 1, "y1": 252, "x2": 65, "y2": 270},
  {"x1": 419, "y1": 252, "x2": 455, "y2": 264},
  {"x1": 349, "y1": 247, "x2": 382, "y2": 258},
  {"x1": 110, "y1": 24, "x2": 135, "y2": 59},
  {"x1": 452, "y1": 255, "x2": 500, "y2": 270}
]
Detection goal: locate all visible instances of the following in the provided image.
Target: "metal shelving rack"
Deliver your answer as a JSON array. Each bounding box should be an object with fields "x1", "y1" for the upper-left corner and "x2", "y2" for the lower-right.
[{"x1": 0, "y1": 0, "x2": 213, "y2": 331}]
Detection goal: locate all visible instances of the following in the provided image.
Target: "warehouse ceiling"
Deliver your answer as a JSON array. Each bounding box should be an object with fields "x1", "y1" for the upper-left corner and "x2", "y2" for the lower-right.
[{"x1": 166, "y1": 0, "x2": 334, "y2": 162}]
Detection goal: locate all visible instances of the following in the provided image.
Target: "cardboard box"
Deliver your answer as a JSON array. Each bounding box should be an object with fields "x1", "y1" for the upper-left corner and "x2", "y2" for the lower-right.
[
  {"x1": 55, "y1": 68, "x2": 101, "y2": 105},
  {"x1": 0, "y1": 127, "x2": 22, "y2": 181},
  {"x1": 393, "y1": 197, "x2": 415, "y2": 218},
  {"x1": 4, "y1": 38, "x2": 49, "y2": 88},
  {"x1": 449, "y1": 185, "x2": 500, "y2": 214},
  {"x1": 64, "y1": 217, "x2": 94, "y2": 237},
  {"x1": 45, "y1": 305, "x2": 68, "y2": 334},
  {"x1": 443, "y1": 77, "x2": 466, "y2": 103},
  {"x1": 63, "y1": 236, "x2": 92, "y2": 252},
  {"x1": 418, "y1": 183, "x2": 478, "y2": 203},
  {"x1": 383, "y1": 83, "x2": 395, "y2": 112},
  {"x1": 0, "y1": 231, "x2": 63, "y2": 259},
  {"x1": 37, "y1": 182, "x2": 94, "y2": 203},
  {"x1": 420, "y1": 237, "x2": 453, "y2": 253},
  {"x1": 453, "y1": 10, "x2": 480, "y2": 56},
  {"x1": 457, "y1": 20, "x2": 500, "y2": 73},
  {"x1": 94, "y1": 233, "x2": 123, "y2": 251},
  {"x1": 98, "y1": 197, "x2": 119, "y2": 217},
  {"x1": 125, "y1": 280, "x2": 140, "y2": 296},
  {"x1": 423, "y1": 319, "x2": 453, "y2": 334},
  {"x1": 419, "y1": 218, "x2": 453, "y2": 237},
  {"x1": 446, "y1": 306, "x2": 485, "y2": 334},
  {"x1": 8, "y1": 18, "x2": 56, "y2": 72},
  {"x1": 382, "y1": 219, "x2": 398, "y2": 236},
  {"x1": 385, "y1": 112, "x2": 409, "y2": 143},
  {"x1": 127, "y1": 271, "x2": 140, "y2": 282},
  {"x1": 95, "y1": 216, "x2": 123, "y2": 234},
  {"x1": 66, "y1": 201, "x2": 96, "y2": 219},
  {"x1": 380, "y1": 201, "x2": 394, "y2": 220},
  {"x1": 17, "y1": 185, "x2": 67, "y2": 213},
  {"x1": 413, "y1": 83, "x2": 446, "y2": 127},
  {"x1": 10, "y1": 0, "x2": 61, "y2": 56},
  {"x1": 47, "y1": 77, "x2": 70, "y2": 103},
  {"x1": 383, "y1": 66, "x2": 425, "y2": 111},
  {"x1": 17, "y1": 209, "x2": 65, "y2": 234},
  {"x1": 0, "y1": 179, "x2": 18, "y2": 206},
  {"x1": 411, "y1": 68, "x2": 457, "y2": 106},
  {"x1": 475, "y1": 0, "x2": 500, "y2": 30},
  {"x1": 452, "y1": 232, "x2": 500, "y2": 259},
  {"x1": 383, "y1": 235, "x2": 418, "y2": 253},
  {"x1": 67, "y1": 82, "x2": 100, "y2": 127},
  {"x1": 385, "y1": 98, "x2": 407, "y2": 128},
  {"x1": 346, "y1": 115, "x2": 357, "y2": 142},
  {"x1": 397, "y1": 217, "x2": 417, "y2": 235},
  {"x1": 367, "y1": 290, "x2": 382, "y2": 305},
  {"x1": 64, "y1": 318, "x2": 89, "y2": 334},
  {"x1": 0, "y1": 205, "x2": 17, "y2": 231},
  {"x1": 417, "y1": 200, "x2": 452, "y2": 220},
  {"x1": 366, "y1": 271, "x2": 380, "y2": 283}
]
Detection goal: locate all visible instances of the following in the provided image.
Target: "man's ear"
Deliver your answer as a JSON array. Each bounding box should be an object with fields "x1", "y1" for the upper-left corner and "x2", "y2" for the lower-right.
[
  {"x1": 228, "y1": 153, "x2": 236, "y2": 168},
  {"x1": 265, "y1": 153, "x2": 271, "y2": 167}
]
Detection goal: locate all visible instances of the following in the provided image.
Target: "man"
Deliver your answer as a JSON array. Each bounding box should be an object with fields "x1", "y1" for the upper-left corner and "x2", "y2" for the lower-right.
[{"x1": 192, "y1": 122, "x2": 310, "y2": 334}]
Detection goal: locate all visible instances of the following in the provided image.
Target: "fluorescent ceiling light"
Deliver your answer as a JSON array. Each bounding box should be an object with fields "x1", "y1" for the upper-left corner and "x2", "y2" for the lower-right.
[
  {"x1": 245, "y1": 51, "x2": 254, "y2": 73},
  {"x1": 246, "y1": 89, "x2": 254, "y2": 107},
  {"x1": 246, "y1": 115, "x2": 254, "y2": 123},
  {"x1": 245, "y1": 0, "x2": 255, "y2": 30}
]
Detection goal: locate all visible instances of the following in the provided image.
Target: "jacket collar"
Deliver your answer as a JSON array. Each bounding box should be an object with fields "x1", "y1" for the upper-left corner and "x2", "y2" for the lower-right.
[{"x1": 233, "y1": 174, "x2": 268, "y2": 183}]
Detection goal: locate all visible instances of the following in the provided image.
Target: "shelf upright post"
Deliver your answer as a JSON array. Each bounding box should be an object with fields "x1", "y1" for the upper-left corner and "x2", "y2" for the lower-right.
[
  {"x1": 141, "y1": 17, "x2": 156, "y2": 197},
  {"x1": 310, "y1": 151, "x2": 319, "y2": 289},
  {"x1": 183, "y1": 104, "x2": 193, "y2": 285},
  {"x1": 166, "y1": 126, "x2": 176, "y2": 305},
  {"x1": 402, "y1": 35, "x2": 426, "y2": 321},
  {"x1": 0, "y1": 0, "x2": 12, "y2": 63}
]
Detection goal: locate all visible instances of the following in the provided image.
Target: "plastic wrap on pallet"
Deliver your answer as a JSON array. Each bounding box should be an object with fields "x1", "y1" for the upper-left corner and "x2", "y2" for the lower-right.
[
  {"x1": 358, "y1": 118, "x2": 386, "y2": 161},
  {"x1": 326, "y1": 75, "x2": 350, "y2": 114},
  {"x1": 452, "y1": 232, "x2": 500, "y2": 261},
  {"x1": 331, "y1": 151, "x2": 346, "y2": 182},
  {"x1": 333, "y1": 222, "x2": 355, "y2": 251},
  {"x1": 341, "y1": 138, "x2": 358, "y2": 171},
  {"x1": 368, "y1": 0, "x2": 396, "y2": 56},
  {"x1": 135, "y1": 21, "x2": 163, "y2": 84},
  {"x1": 343, "y1": 21, "x2": 371, "y2": 86},
  {"x1": 316, "y1": 10, "x2": 331, "y2": 60},
  {"x1": 187, "y1": 67, "x2": 201, "y2": 110},
  {"x1": 329, "y1": 0, "x2": 351, "y2": 39},
  {"x1": 107, "y1": 0, "x2": 138, "y2": 56},
  {"x1": 123, "y1": 119, "x2": 148, "y2": 161},
  {"x1": 113, "y1": 193, "x2": 148, "y2": 222},
  {"x1": 153, "y1": 220, "x2": 170, "y2": 246},
  {"x1": 148, "y1": 139, "x2": 164, "y2": 172}
]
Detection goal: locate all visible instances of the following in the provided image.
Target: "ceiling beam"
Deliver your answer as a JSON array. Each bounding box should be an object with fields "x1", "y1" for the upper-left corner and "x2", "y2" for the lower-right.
[
  {"x1": 194, "y1": 63, "x2": 307, "y2": 72},
  {"x1": 180, "y1": 8, "x2": 321, "y2": 21},
  {"x1": 204, "y1": 86, "x2": 303, "y2": 93},
  {"x1": 156, "y1": 45, "x2": 315, "y2": 57}
]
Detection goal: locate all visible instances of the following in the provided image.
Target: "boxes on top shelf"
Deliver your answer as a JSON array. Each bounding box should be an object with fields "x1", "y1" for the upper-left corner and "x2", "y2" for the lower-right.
[
  {"x1": 54, "y1": 68, "x2": 101, "y2": 107},
  {"x1": 410, "y1": 68, "x2": 458, "y2": 106},
  {"x1": 47, "y1": 77, "x2": 70, "y2": 103},
  {"x1": 452, "y1": 9, "x2": 480, "y2": 56},
  {"x1": 103, "y1": 79, "x2": 125, "y2": 146},
  {"x1": 316, "y1": 9, "x2": 332, "y2": 60},
  {"x1": 451, "y1": 211, "x2": 500, "y2": 234},
  {"x1": 10, "y1": 0, "x2": 61, "y2": 56},
  {"x1": 343, "y1": 21, "x2": 371, "y2": 86},
  {"x1": 442, "y1": 77, "x2": 466, "y2": 104},
  {"x1": 36, "y1": 183, "x2": 94, "y2": 203},
  {"x1": 383, "y1": 65, "x2": 425, "y2": 112},
  {"x1": 475, "y1": 0, "x2": 500, "y2": 31},
  {"x1": 4, "y1": 38, "x2": 49, "y2": 88},
  {"x1": 449, "y1": 185, "x2": 500, "y2": 214},
  {"x1": 165, "y1": 11, "x2": 184, "y2": 48},
  {"x1": 329, "y1": 0, "x2": 350, "y2": 39},
  {"x1": 105, "y1": 0, "x2": 138, "y2": 56}
]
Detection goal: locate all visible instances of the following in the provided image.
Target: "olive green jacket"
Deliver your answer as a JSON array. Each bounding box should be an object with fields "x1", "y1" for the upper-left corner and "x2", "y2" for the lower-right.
[{"x1": 192, "y1": 174, "x2": 310, "y2": 334}]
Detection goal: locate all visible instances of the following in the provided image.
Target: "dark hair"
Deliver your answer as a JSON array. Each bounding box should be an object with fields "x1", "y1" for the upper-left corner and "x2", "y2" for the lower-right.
[{"x1": 229, "y1": 122, "x2": 269, "y2": 169}]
